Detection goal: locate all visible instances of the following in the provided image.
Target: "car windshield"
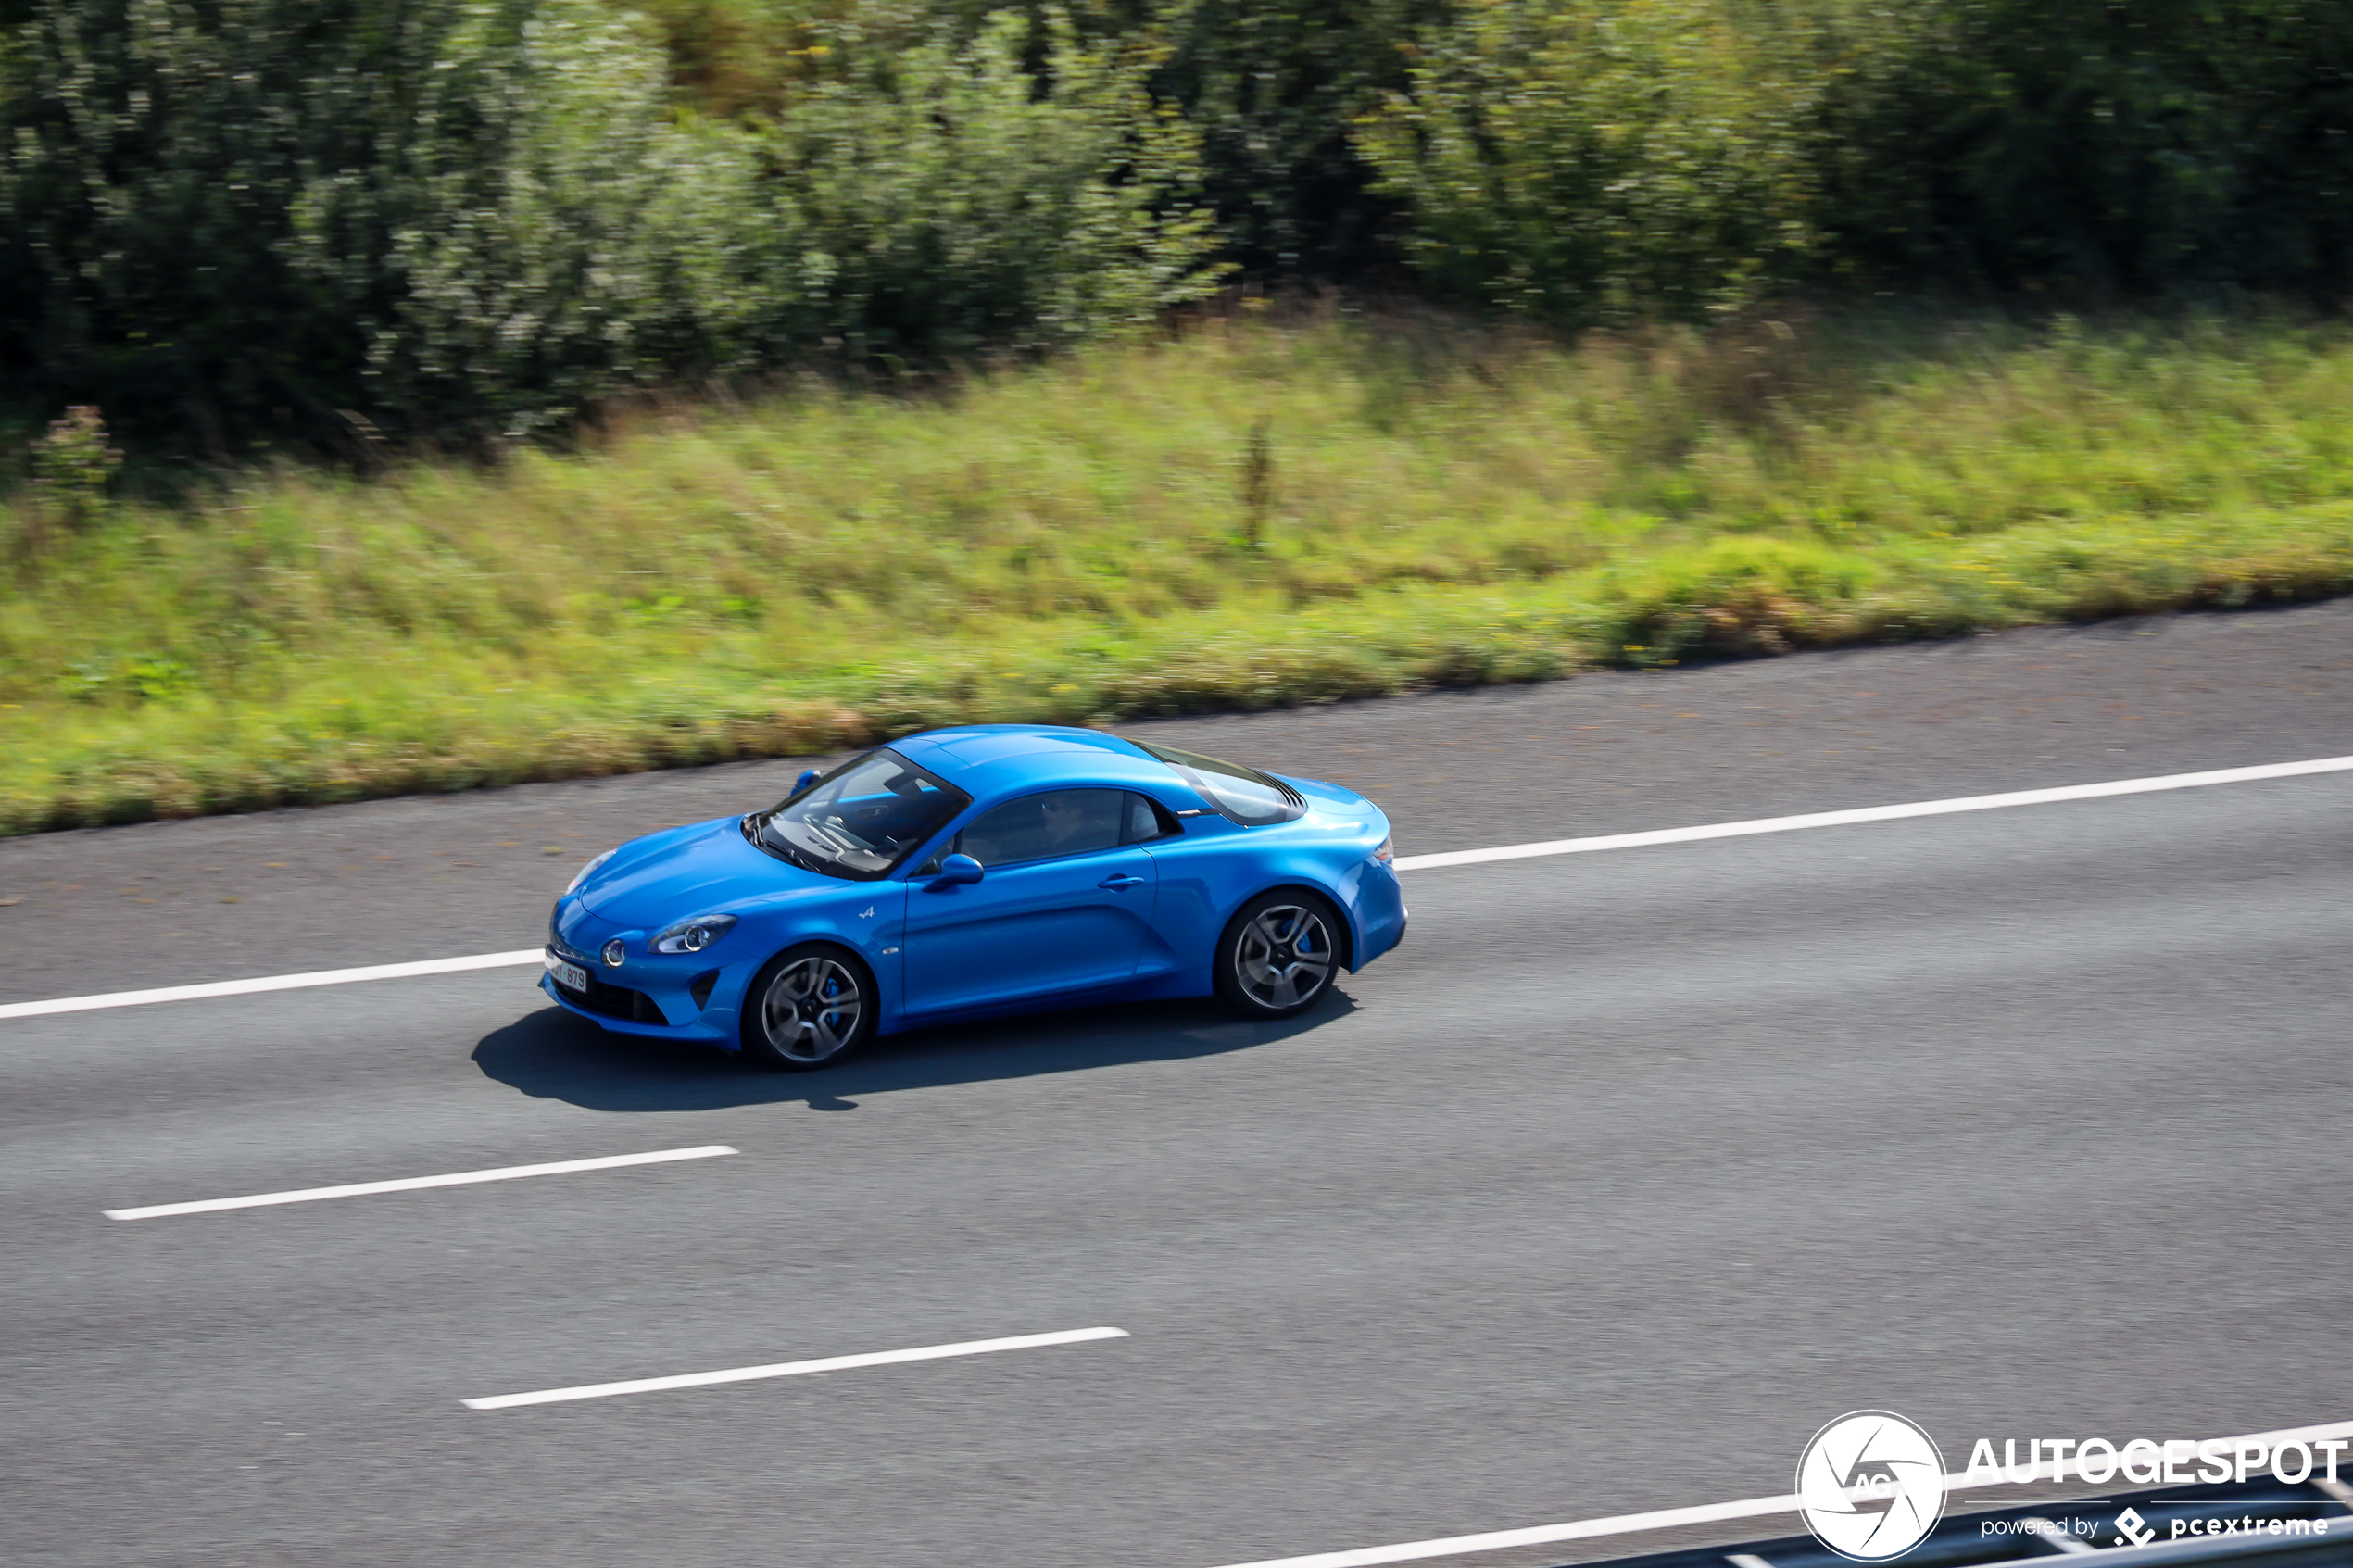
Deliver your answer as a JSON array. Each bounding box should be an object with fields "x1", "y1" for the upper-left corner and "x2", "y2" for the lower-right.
[
  {"x1": 1132, "y1": 740, "x2": 1305, "y2": 825},
  {"x1": 748, "y1": 749, "x2": 968, "y2": 880}
]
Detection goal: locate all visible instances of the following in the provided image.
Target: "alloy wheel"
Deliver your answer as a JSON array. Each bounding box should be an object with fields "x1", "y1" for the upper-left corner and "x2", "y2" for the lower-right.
[
  {"x1": 1233, "y1": 904, "x2": 1334, "y2": 1010},
  {"x1": 760, "y1": 955, "x2": 864, "y2": 1063}
]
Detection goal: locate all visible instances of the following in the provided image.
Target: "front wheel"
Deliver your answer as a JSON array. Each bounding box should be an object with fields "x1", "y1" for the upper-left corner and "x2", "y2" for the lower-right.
[
  {"x1": 742, "y1": 947, "x2": 874, "y2": 1070},
  {"x1": 1214, "y1": 890, "x2": 1343, "y2": 1021}
]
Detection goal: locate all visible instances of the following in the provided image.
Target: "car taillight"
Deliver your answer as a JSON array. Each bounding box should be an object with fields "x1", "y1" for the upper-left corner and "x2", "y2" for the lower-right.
[{"x1": 1372, "y1": 834, "x2": 1394, "y2": 865}]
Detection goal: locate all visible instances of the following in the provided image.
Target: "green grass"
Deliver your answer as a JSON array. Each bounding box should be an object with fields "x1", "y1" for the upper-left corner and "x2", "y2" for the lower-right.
[{"x1": 7, "y1": 305, "x2": 2353, "y2": 835}]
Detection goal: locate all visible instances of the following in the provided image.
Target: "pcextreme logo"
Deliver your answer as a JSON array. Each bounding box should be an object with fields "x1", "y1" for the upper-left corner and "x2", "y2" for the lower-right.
[{"x1": 1796, "y1": 1411, "x2": 1949, "y2": 1562}]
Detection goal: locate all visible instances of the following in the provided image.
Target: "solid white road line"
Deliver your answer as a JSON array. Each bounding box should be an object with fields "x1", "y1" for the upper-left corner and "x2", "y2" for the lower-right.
[
  {"x1": 9, "y1": 752, "x2": 2352, "y2": 1025},
  {"x1": 1391, "y1": 753, "x2": 2353, "y2": 872},
  {"x1": 103, "y1": 1145, "x2": 737, "y2": 1221},
  {"x1": 462, "y1": 1325, "x2": 1129, "y2": 1411},
  {"x1": 1200, "y1": 1412, "x2": 2353, "y2": 1568},
  {"x1": 0, "y1": 948, "x2": 546, "y2": 1022}
]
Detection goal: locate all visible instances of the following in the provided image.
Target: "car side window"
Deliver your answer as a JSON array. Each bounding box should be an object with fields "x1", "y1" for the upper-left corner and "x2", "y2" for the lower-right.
[
  {"x1": 954, "y1": 788, "x2": 1127, "y2": 867},
  {"x1": 1122, "y1": 791, "x2": 1179, "y2": 844}
]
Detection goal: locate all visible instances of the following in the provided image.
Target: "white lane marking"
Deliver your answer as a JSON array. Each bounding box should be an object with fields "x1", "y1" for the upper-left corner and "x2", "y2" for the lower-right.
[
  {"x1": 1392, "y1": 753, "x2": 2353, "y2": 872},
  {"x1": 1200, "y1": 1412, "x2": 2353, "y2": 1568},
  {"x1": 462, "y1": 1325, "x2": 1129, "y2": 1411},
  {"x1": 104, "y1": 1145, "x2": 737, "y2": 1221},
  {"x1": 0, "y1": 948, "x2": 546, "y2": 1022},
  {"x1": 9, "y1": 753, "x2": 2351, "y2": 1024}
]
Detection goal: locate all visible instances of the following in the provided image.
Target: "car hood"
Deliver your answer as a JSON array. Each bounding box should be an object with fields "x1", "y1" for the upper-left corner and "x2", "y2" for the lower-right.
[
  {"x1": 577, "y1": 815, "x2": 835, "y2": 923},
  {"x1": 1276, "y1": 772, "x2": 1373, "y2": 810}
]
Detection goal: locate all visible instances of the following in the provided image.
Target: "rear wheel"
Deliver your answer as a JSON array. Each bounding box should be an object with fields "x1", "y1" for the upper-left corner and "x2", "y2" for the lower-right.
[
  {"x1": 1214, "y1": 890, "x2": 1343, "y2": 1020},
  {"x1": 742, "y1": 946, "x2": 874, "y2": 1070}
]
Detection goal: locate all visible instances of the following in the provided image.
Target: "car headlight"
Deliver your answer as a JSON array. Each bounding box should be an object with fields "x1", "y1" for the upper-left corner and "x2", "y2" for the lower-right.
[
  {"x1": 1371, "y1": 834, "x2": 1394, "y2": 865},
  {"x1": 651, "y1": 913, "x2": 737, "y2": 954},
  {"x1": 564, "y1": 849, "x2": 615, "y2": 897}
]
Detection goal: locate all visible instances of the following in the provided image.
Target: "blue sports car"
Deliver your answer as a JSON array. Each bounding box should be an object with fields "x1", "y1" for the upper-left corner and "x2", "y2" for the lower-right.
[{"x1": 542, "y1": 724, "x2": 1405, "y2": 1068}]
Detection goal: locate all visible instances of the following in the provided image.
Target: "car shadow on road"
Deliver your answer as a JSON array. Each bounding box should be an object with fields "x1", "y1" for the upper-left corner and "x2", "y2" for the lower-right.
[{"x1": 471, "y1": 992, "x2": 1359, "y2": 1112}]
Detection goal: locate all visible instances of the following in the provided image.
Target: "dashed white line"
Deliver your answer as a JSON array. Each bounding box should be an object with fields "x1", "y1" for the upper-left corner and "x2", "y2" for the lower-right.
[
  {"x1": 462, "y1": 1325, "x2": 1129, "y2": 1411},
  {"x1": 1199, "y1": 1412, "x2": 2353, "y2": 1568},
  {"x1": 0, "y1": 948, "x2": 546, "y2": 1022},
  {"x1": 103, "y1": 1145, "x2": 737, "y2": 1221},
  {"x1": 8, "y1": 753, "x2": 2350, "y2": 1023},
  {"x1": 1392, "y1": 753, "x2": 2353, "y2": 871}
]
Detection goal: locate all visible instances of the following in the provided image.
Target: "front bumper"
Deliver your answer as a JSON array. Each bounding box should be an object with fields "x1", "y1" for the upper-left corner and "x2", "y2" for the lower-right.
[
  {"x1": 543, "y1": 920, "x2": 744, "y2": 1044},
  {"x1": 543, "y1": 949, "x2": 667, "y2": 1025},
  {"x1": 1348, "y1": 858, "x2": 1408, "y2": 970},
  {"x1": 542, "y1": 970, "x2": 735, "y2": 1042}
]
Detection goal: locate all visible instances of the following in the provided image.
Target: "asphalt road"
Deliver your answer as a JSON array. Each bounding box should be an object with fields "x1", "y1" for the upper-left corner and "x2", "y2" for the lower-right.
[{"x1": 4, "y1": 603, "x2": 2351, "y2": 1568}]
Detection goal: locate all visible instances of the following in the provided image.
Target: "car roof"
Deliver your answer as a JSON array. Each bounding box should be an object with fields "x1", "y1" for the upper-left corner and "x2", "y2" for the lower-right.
[{"x1": 887, "y1": 724, "x2": 1182, "y2": 797}]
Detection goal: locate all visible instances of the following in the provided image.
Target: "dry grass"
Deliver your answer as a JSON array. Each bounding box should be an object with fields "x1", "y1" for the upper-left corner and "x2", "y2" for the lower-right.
[{"x1": 6, "y1": 304, "x2": 2353, "y2": 834}]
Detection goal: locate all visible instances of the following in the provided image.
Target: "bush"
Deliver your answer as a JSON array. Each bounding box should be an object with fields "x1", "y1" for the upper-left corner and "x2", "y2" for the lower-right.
[
  {"x1": 642, "y1": 0, "x2": 1432, "y2": 281},
  {"x1": 0, "y1": 1, "x2": 1218, "y2": 448},
  {"x1": 1358, "y1": 0, "x2": 1829, "y2": 324},
  {"x1": 0, "y1": 0, "x2": 754, "y2": 443},
  {"x1": 1817, "y1": 0, "x2": 2353, "y2": 294},
  {"x1": 1360, "y1": 0, "x2": 2353, "y2": 313},
  {"x1": 26, "y1": 405, "x2": 120, "y2": 537},
  {"x1": 742, "y1": 12, "x2": 1220, "y2": 360},
  {"x1": 1142, "y1": 0, "x2": 1441, "y2": 277},
  {"x1": 8, "y1": 0, "x2": 2353, "y2": 458}
]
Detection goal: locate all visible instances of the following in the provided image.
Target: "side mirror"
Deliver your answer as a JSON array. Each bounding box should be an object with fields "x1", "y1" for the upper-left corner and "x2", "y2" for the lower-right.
[
  {"x1": 930, "y1": 853, "x2": 984, "y2": 887},
  {"x1": 793, "y1": 769, "x2": 819, "y2": 797}
]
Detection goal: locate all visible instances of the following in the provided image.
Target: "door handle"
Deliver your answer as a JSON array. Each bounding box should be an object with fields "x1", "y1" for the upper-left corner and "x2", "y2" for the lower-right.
[{"x1": 1098, "y1": 873, "x2": 1147, "y2": 890}]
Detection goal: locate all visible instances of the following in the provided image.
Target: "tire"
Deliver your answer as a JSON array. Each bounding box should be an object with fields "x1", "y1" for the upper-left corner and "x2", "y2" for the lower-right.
[
  {"x1": 741, "y1": 945, "x2": 875, "y2": 1070},
  {"x1": 1214, "y1": 889, "x2": 1344, "y2": 1021}
]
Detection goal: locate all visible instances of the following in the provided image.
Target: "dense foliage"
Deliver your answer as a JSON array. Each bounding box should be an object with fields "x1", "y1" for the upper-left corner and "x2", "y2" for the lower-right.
[
  {"x1": 1359, "y1": 0, "x2": 1831, "y2": 320},
  {"x1": 4, "y1": 0, "x2": 2352, "y2": 449},
  {"x1": 1819, "y1": 0, "x2": 2353, "y2": 294},
  {"x1": 0, "y1": 0, "x2": 1214, "y2": 445}
]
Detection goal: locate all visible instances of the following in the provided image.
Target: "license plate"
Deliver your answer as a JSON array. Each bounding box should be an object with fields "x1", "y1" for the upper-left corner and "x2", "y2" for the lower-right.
[{"x1": 545, "y1": 953, "x2": 589, "y2": 993}]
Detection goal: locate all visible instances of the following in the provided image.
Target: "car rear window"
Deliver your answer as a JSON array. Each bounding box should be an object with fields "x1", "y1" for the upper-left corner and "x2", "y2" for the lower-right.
[{"x1": 1131, "y1": 740, "x2": 1305, "y2": 826}]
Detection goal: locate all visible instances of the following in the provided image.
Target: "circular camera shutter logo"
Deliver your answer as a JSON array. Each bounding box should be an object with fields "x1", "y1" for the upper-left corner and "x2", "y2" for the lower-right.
[{"x1": 1796, "y1": 1410, "x2": 1947, "y2": 1562}]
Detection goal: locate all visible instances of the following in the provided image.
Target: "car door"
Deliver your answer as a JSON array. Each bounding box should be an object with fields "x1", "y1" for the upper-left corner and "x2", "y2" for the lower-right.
[{"x1": 900, "y1": 788, "x2": 1159, "y2": 1015}]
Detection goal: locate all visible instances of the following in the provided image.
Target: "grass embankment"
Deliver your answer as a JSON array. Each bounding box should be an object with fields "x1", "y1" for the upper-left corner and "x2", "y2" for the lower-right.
[{"x1": 6, "y1": 308, "x2": 2353, "y2": 835}]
